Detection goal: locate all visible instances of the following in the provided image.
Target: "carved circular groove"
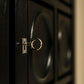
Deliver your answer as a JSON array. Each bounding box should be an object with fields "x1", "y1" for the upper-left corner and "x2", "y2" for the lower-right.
[{"x1": 30, "y1": 12, "x2": 52, "y2": 83}]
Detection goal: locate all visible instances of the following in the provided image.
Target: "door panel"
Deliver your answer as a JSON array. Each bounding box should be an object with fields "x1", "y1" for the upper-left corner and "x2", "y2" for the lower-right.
[
  {"x1": 0, "y1": 0, "x2": 9, "y2": 84},
  {"x1": 15, "y1": 0, "x2": 27, "y2": 84},
  {"x1": 57, "y1": 10, "x2": 72, "y2": 77},
  {"x1": 28, "y1": 1, "x2": 54, "y2": 84}
]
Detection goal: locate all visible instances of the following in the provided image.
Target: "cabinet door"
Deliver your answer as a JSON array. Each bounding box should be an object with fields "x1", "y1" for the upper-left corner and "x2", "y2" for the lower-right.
[
  {"x1": 15, "y1": 0, "x2": 27, "y2": 84},
  {"x1": 57, "y1": 11, "x2": 72, "y2": 77},
  {"x1": 28, "y1": 1, "x2": 54, "y2": 84}
]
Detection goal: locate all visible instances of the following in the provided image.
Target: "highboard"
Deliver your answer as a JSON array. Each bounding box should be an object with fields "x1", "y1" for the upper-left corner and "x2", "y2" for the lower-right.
[{"x1": 0, "y1": 0, "x2": 74, "y2": 84}]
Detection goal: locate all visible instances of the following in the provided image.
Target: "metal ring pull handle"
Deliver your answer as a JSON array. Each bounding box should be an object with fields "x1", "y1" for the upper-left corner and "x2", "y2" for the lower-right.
[
  {"x1": 16, "y1": 38, "x2": 43, "y2": 51},
  {"x1": 31, "y1": 38, "x2": 43, "y2": 51},
  {"x1": 16, "y1": 38, "x2": 43, "y2": 54}
]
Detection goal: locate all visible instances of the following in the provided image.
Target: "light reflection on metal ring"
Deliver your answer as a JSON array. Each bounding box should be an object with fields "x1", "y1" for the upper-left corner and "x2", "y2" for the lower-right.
[{"x1": 31, "y1": 38, "x2": 43, "y2": 51}]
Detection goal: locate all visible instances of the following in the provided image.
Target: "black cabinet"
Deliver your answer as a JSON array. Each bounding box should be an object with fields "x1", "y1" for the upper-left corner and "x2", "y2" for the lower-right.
[{"x1": 0, "y1": 0, "x2": 74, "y2": 84}]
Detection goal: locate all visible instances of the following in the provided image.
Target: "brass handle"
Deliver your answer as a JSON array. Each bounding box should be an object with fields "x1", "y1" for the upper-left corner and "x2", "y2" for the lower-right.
[
  {"x1": 16, "y1": 38, "x2": 43, "y2": 53},
  {"x1": 31, "y1": 38, "x2": 43, "y2": 51}
]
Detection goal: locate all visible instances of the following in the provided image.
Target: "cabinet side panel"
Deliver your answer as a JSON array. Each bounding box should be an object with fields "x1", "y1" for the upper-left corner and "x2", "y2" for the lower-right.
[{"x1": 0, "y1": 0, "x2": 9, "y2": 84}]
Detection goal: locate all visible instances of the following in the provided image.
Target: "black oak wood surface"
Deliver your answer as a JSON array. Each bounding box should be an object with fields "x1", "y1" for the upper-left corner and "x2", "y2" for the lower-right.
[
  {"x1": 0, "y1": 0, "x2": 9, "y2": 84},
  {"x1": 15, "y1": 0, "x2": 27, "y2": 84},
  {"x1": 0, "y1": 0, "x2": 74, "y2": 84}
]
